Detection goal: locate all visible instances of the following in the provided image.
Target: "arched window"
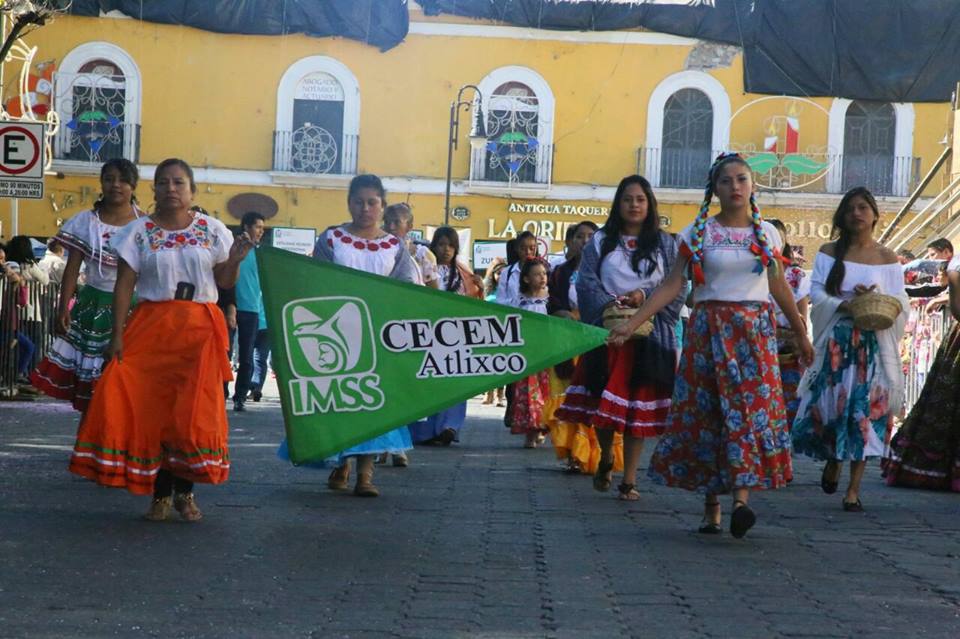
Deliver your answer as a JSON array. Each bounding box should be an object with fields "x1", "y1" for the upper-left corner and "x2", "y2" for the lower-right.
[
  {"x1": 472, "y1": 66, "x2": 555, "y2": 186},
  {"x1": 275, "y1": 56, "x2": 360, "y2": 175},
  {"x1": 644, "y1": 71, "x2": 730, "y2": 188},
  {"x1": 660, "y1": 88, "x2": 713, "y2": 188},
  {"x1": 842, "y1": 101, "x2": 896, "y2": 194},
  {"x1": 827, "y1": 99, "x2": 915, "y2": 196},
  {"x1": 54, "y1": 42, "x2": 141, "y2": 164}
]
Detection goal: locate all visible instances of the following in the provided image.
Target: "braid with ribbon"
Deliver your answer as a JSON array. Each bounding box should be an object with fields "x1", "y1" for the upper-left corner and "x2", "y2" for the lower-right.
[
  {"x1": 687, "y1": 178, "x2": 714, "y2": 286},
  {"x1": 748, "y1": 191, "x2": 776, "y2": 276}
]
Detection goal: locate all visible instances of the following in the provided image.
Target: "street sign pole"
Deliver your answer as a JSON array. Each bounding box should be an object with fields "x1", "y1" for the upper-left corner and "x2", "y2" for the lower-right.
[{"x1": 0, "y1": 121, "x2": 46, "y2": 236}]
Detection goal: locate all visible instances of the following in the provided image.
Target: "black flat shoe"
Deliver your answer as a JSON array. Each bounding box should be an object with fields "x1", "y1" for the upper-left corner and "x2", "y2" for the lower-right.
[
  {"x1": 820, "y1": 463, "x2": 839, "y2": 495},
  {"x1": 730, "y1": 501, "x2": 756, "y2": 539},
  {"x1": 842, "y1": 498, "x2": 864, "y2": 512},
  {"x1": 698, "y1": 501, "x2": 722, "y2": 535}
]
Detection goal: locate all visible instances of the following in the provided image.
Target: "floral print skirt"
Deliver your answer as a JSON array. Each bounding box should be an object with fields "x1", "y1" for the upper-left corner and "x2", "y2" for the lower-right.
[
  {"x1": 510, "y1": 370, "x2": 551, "y2": 435},
  {"x1": 883, "y1": 322, "x2": 960, "y2": 491},
  {"x1": 776, "y1": 327, "x2": 806, "y2": 429},
  {"x1": 792, "y1": 319, "x2": 893, "y2": 462},
  {"x1": 648, "y1": 302, "x2": 792, "y2": 494}
]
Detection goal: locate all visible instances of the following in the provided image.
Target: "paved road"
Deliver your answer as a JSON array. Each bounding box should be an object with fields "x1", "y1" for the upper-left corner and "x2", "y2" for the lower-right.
[{"x1": 2, "y1": 391, "x2": 959, "y2": 639}]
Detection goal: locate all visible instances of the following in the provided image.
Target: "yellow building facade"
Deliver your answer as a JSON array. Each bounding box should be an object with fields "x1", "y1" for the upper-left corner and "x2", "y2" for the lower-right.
[{"x1": 5, "y1": 8, "x2": 953, "y2": 261}]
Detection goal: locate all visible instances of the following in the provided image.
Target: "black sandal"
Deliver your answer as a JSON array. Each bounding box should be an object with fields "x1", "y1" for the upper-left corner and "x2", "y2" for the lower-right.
[
  {"x1": 698, "y1": 501, "x2": 722, "y2": 535},
  {"x1": 730, "y1": 500, "x2": 756, "y2": 539},
  {"x1": 592, "y1": 460, "x2": 613, "y2": 493},
  {"x1": 820, "y1": 462, "x2": 839, "y2": 495},
  {"x1": 842, "y1": 498, "x2": 864, "y2": 512},
  {"x1": 617, "y1": 482, "x2": 640, "y2": 501}
]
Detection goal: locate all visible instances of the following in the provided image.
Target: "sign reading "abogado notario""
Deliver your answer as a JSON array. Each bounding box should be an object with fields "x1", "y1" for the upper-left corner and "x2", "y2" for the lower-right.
[{"x1": 507, "y1": 201, "x2": 607, "y2": 217}]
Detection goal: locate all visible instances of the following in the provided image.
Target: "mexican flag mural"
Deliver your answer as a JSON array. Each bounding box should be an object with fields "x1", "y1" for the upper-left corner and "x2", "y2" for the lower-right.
[{"x1": 257, "y1": 247, "x2": 608, "y2": 463}]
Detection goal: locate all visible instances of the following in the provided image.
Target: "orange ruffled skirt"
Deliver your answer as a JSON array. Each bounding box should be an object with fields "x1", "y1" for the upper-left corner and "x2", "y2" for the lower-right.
[{"x1": 69, "y1": 301, "x2": 233, "y2": 495}]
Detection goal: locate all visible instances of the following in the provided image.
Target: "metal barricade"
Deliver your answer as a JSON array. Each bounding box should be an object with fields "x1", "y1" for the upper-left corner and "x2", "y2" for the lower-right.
[{"x1": 0, "y1": 277, "x2": 61, "y2": 399}]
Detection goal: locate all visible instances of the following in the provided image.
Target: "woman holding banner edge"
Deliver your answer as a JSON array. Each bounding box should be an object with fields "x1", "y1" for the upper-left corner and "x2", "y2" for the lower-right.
[
  {"x1": 277, "y1": 173, "x2": 417, "y2": 497},
  {"x1": 609, "y1": 153, "x2": 813, "y2": 539}
]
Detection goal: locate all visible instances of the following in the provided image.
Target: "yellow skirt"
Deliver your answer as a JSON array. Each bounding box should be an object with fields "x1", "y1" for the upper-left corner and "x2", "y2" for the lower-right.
[{"x1": 544, "y1": 363, "x2": 624, "y2": 474}]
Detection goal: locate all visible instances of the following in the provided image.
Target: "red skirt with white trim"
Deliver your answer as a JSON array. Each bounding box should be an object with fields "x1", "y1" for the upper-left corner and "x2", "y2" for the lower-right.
[{"x1": 554, "y1": 343, "x2": 673, "y2": 438}]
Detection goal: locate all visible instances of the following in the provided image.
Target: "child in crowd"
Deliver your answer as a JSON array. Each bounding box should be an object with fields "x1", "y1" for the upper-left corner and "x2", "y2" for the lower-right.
[
  {"x1": 408, "y1": 227, "x2": 481, "y2": 446},
  {"x1": 509, "y1": 258, "x2": 552, "y2": 447}
]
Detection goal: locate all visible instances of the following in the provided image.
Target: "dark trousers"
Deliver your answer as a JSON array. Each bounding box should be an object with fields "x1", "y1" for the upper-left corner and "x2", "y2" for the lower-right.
[
  {"x1": 15, "y1": 331, "x2": 35, "y2": 377},
  {"x1": 223, "y1": 325, "x2": 236, "y2": 399},
  {"x1": 233, "y1": 311, "x2": 259, "y2": 402},
  {"x1": 153, "y1": 469, "x2": 193, "y2": 498},
  {"x1": 251, "y1": 329, "x2": 271, "y2": 393}
]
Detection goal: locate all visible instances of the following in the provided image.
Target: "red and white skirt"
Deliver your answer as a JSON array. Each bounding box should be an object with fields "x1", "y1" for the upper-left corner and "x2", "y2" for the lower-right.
[{"x1": 554, "y1": 343, "x2": 673, "y2": 438}]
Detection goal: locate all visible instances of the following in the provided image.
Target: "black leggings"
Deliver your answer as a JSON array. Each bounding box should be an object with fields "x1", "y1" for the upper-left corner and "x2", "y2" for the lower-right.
[{"x1": 153, "y1": 469, "x2": 194, "y2": 498}]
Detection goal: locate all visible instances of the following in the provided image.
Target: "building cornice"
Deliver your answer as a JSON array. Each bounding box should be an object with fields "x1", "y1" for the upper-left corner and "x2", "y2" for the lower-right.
[{"x1": 49, "y1": 162, "x2": 930, "y2": 212}]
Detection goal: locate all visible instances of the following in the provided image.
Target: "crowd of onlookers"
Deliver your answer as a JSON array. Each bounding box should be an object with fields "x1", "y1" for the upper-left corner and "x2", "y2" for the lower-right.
[{"x1": 0, "y1": 236, "x2": 67, "y2": 394}]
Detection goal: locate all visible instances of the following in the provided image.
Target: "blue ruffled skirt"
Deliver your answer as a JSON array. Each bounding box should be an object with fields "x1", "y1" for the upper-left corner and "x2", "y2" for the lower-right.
[
  {"x1": 277, "y1": 426, "x2": 413, "y2": 468},
  {"x1": 408, "y1": 402, "x2": 467, "y2": 443}
]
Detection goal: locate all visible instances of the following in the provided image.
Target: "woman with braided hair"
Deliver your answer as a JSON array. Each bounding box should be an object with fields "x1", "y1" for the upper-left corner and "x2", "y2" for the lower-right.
[{"x1": 610, "y1": 153, "x2": 813, "y2": 538}]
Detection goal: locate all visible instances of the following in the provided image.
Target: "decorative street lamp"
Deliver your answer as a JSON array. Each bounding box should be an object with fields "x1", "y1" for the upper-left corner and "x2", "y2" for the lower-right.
[{"x1": 444, "y1": 84, "x2": 487, "y2": 226}]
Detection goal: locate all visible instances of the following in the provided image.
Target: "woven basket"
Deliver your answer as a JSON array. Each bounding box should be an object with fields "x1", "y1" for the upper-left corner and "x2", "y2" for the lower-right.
[
  {"x1": 847, "y1": 292, "x2": 901, "y2": 331},
  {"x1": 602, "y1": 305, "x2": 655, "y2": 338}
]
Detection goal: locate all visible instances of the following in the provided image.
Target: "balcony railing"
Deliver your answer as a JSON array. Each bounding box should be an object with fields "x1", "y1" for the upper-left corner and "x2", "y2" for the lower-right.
[
  {"x1": 53, "y1": 122, "x2": 140, "y2": 165},
  {"x1": 468, "y1": 142, "x2": 554, "y2": 188},
  {"x1": 638, "y1": 147, "x2": 921, "y2": 197},
  {"x1": 273, "y1": 128, "x2": 358, "y2": 175}
]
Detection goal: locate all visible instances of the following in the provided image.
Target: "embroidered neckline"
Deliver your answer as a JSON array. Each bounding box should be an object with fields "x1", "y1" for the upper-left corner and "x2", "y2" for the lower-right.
[
  {"x1": 327, "y1": 226, "x2": 400, "y2": 252},
  {"x1": 141, "y1": 214, "x2": 212, "y2": 251}
]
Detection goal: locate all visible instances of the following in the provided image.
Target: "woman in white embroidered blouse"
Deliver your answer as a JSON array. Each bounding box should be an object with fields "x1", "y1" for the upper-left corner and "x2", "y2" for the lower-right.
[
  {"x1": 609, "y1": 153, "x2": 813, "y2": 539},
  {"x1": 278, "y1": 174, "x2": 416, "y2": 498},
  {"x1": 68, "y1": 158, "x2": 253, "y2": 523},
  {"x1": 792, "y1": 187, "x2": 907, "y2": 512},
  {"x1": 31, "y1": 159, "x2": 142, "y2": 412}
]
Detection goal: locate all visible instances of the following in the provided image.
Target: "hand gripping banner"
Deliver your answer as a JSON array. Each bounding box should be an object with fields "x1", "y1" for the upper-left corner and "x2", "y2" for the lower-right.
[{"x1": 257, "y1": 247, "x2": 608, "y2": 463}]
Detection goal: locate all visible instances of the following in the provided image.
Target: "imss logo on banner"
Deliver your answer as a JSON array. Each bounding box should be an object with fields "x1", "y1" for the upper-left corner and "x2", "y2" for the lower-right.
[{"x1": 284, "y1": 297, "x2": 384, "y2": 414}]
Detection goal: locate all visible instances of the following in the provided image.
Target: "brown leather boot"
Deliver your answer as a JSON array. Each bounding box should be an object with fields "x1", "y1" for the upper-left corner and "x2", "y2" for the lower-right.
[
  {"x1": 354, "y1": 454, "x2": 379, "y2": 497},
  {"x1": 327, "y1": 463, "x2": 350, "y2": 490}
]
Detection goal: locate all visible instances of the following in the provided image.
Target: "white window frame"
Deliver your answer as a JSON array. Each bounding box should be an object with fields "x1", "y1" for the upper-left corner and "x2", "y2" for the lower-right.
[
  {"x1": 275, "y1": 56, "x2": 360, "y2": 176},
  {"x1": 826, "y1": 98, "x2": 915, "y2": 196},
  {"x1": 645, "y1": 70, "x2": 730, "y2": 188},
  {"x1": 54, "y1": 41, "x2": 142, "y2": 167},
  {"x1": 471, "y1": 65, "x2": 556, "y2": 186}
]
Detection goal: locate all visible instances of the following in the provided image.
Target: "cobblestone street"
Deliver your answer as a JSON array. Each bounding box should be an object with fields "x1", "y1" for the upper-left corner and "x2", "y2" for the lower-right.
[{"x1": 2, "y1": 393, "x2": 959, "y2": 638}]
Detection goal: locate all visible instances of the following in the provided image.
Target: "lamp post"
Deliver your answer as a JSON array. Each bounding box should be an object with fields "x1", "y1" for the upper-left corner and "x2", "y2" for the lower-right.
[{"x1": 444, "y1": 84, "x2": 487, "y2": 226}]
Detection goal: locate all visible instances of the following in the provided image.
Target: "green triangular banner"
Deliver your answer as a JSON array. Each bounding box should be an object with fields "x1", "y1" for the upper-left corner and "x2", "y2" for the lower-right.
[{"x1": 257, "y1": 247, "x2": 608, "y2": 463}]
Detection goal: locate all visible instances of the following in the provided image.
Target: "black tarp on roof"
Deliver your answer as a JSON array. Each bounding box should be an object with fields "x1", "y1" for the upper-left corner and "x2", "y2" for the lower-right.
[
  {"x1": 418, "y1": 0, "x2": 960, "y2": 103},
  {"x1": 68, "y1": 0, "x2": 410, "y2": 51}
]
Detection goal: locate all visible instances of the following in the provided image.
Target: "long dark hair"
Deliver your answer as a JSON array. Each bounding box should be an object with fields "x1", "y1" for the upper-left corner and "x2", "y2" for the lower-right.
[
  {"x1": 599, "y1": 175, "x2": 661, "y2": 275},
  {"x1": 430, "y1": 226, "x2": 461, "y2": 292},
  {"x1": 94, "y1": 158, "x2": 140, "y2": 210},
  {"x1": 4, "y1": 235, "x2": 36, "y2": 264},
  {"x1": 825, "y1": 186, "x2": 880, "y2": 296}
]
